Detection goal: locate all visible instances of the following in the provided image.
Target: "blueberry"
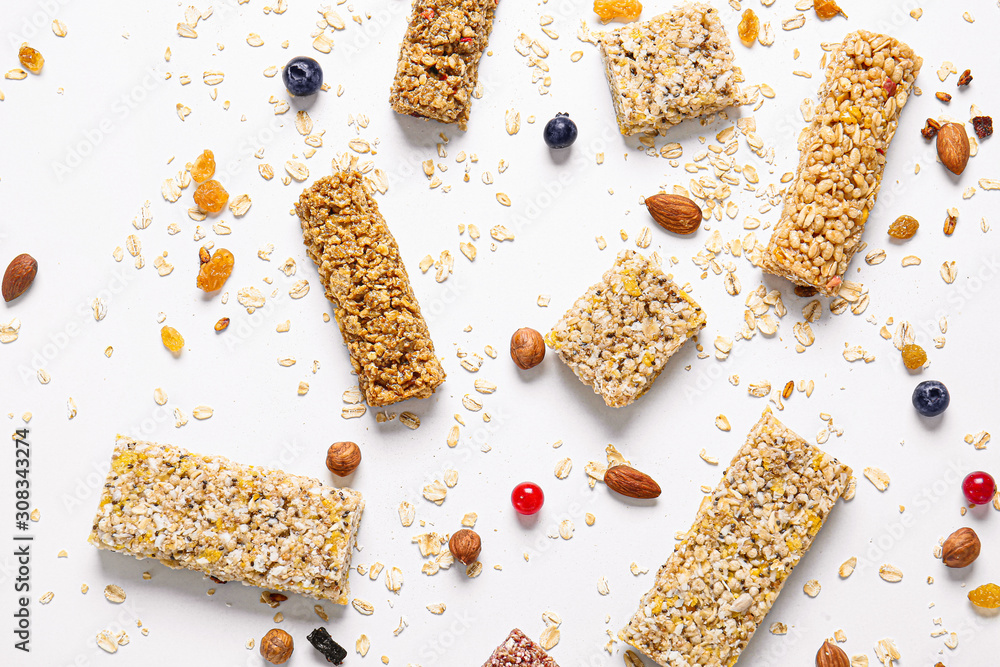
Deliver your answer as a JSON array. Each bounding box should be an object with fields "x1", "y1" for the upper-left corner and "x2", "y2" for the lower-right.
[
  {"x1": 283, "y1": 56, "x2": 323, "y2": 97},
  {"x1": 543, "y1": 113, "x2": 578, "y2": 149},
  {"x1": 912, "y1": 380, "x2": 950, "y2": 417}
]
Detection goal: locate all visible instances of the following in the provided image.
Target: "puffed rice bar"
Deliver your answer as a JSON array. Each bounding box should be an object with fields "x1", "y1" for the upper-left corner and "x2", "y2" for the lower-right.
[
  {"x1": 547, "y1": 250, "x2": 706, "y2": 408},
  {"x1": 619, "y1": 410, "x2": 852, "y2": 666},
  {"x1": 760, "y1": 30, "x2": 922, "y2": 296},
  {"x1": 89, "y1": 437, "x2": 364, "y2": 604},
  {"x1": 296, "y1": 171, "x2": 446, "y2": 407},
  {"x1": 597, "y1": 3, "x2": 744, "y2": 136},
  {"x1": 389, "y1": 0, "x2": 498, "y2": 130},
  {"x1": 483, "y1": 629, "x2": 560, "y2": 667}
]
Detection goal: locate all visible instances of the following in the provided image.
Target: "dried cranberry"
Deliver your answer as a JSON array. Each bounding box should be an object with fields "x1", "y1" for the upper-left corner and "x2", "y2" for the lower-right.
[{"x1": 883, "y1": 78, "x2": 897, "y2": 97}]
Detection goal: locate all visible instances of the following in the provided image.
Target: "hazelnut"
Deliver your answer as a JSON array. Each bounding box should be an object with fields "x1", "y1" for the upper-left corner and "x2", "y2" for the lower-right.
[
  {"x1": 260, "y1": 628, "x2": 293, "y2": 665},
  {"x1": 448, "y1": 529, "x2": 482, "y2": 565},
  {"x1": 942, "y1": 527, "x2": 981, "y2": 568},
  {"x1": 510, "y1": 327, "x2": 545, "y2": 370},
  {"x1": 326, "y1": 441, "x2": 361, "y2": 477},
  {"x1": 815, "y1": 640, "x2": 849, "y2": 667}
]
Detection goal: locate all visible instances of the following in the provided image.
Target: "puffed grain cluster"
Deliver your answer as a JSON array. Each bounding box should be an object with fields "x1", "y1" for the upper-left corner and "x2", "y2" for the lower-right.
[
  {"x1": 619, "y1": 410, "x2": 852, "y2": 666},
  {"x1": 296, "y1": 171, "x2": 446, "y2": 407},
  {"x1": 760, "y1": 30, "x2": 922, "y2": 295},
  {"x1": 548, "y1": 250, "x2": 706, "y2": 408},
  {"x1": 89, "y1": 437, "x2": 364, "y2": 604},
  {"x1": 389, "y1": 0, "x2": 497, "y2": 129},
  {"x1": 597, "y1": 3, "x2": 744, "y2": 136}
]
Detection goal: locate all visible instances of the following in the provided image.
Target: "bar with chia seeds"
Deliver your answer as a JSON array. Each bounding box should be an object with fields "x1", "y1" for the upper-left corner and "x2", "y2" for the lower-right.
[
  {"x1": 483, "y1": 629, "x2": 560, "y2": 667},
  {"x1": 619, "y1": 410, "x2": 852, "y2": 666},
  {"x1": 389, "y1": 0, "x2": 498, "y2": 130},
  {"x1": 296, "y1": 171, "x2": 446, "y2": 407},
  {"x1": 759, "y1": 30, "x2": 922, "y2": 296},
  {"x1": 547, "y1": 249, "x2": 706, "y2": 408},
  {"x1": 89, "y1": 437, "x2": 364, "y2": 604},
  {"x1": 597, "y1": 3, "x2": 744, "y2": 136}
]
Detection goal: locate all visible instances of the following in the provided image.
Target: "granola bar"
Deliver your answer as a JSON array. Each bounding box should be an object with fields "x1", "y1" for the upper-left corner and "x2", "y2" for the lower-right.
[
  {"x1": 597, "y1": 3, "x2": 744, "y2": 136},
  {"x1": 296, "y1": 171, "x2": 446, "y2": 407},
  {"x1": 619, "y1": 410, "x2": 852, "y2": 666},
  {"x1": 389, "y1": 0, "x2": 497, "y2": 130},
  {"x1": 547, "y1": 250, "x2": 705, "y2": 408},
  {"x1": 89, "y1": 437, "x2": 364, "y2": 604},
  {"x1": 759, "y1": 30, "x2": 922, "y2": 296},
  {"x1": 483, "y1": 629, "x2": 560, "y2": 667}
]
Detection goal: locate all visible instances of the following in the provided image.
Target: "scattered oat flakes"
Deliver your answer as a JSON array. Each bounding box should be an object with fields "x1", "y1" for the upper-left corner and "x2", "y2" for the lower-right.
[{"x1": 864, "y1": 466, "x2": 890, "y2": 491}]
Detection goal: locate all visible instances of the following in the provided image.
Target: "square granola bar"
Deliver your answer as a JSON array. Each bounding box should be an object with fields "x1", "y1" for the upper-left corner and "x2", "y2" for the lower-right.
[
  {"x1": 547, "y1": 250, "x2": 705, "y2": 408},
  {"x1": 619, "y1": 410, "x2": 852, "y2": 666},
  {"x1": 597, "y1": 3, "x2": 744, "y2": 136}
]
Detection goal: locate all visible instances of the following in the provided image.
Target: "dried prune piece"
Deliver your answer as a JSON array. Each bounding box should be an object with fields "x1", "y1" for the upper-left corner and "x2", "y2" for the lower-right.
[
  {"x1": 972, "y1": 115, "x2": 993, "y2": 139},
  {"x1": 307, "y1": 628, "x2": 347, "y2": 664}
]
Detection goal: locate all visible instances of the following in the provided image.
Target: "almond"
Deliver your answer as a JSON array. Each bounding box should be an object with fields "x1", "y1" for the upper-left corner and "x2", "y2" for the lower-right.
[
  {"x1": 2, "y1": 253, "x2": 37, "y2": 302},
  {"x1": 942, "y1": 527, "x2": 980, "y2": 568},
  {"x1": 644, "y1": 194, "x2": 702, "y2": 235},
  {"x1": 816, "y1": 639, "x2": 850, "y2": 667},
  {"x1": 936, "y1": 122, "x2": 970, "y2": 175},
  {"x1": 604, "y1": 465, "x2": 661, "y2": 499}
]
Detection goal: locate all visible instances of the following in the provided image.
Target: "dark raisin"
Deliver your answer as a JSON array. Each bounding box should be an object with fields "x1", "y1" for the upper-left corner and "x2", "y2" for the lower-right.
[
  {"x1": 794, "y1": 285, "x2": 819, "y2": 297},
  {"x1": 307, "y1": 627, "x2": 347, "y2": 664},
  {"x1": 957, "y1": 69, "x2": 973, "y2": 87},
  {"x1": 972, "y1": 115, "x2": 993, "y2": 139}
]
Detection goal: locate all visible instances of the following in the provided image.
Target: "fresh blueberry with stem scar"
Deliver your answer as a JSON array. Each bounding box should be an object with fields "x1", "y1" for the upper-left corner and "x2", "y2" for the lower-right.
[
  {"x1": 283, "y1": 56, "x2": 324, "y2": 97},
  {"x1": 543, "y1": 113, "x2": 578, "y2": 149},
  {"x1": 912, "y1": 380, "x2": 950, "y2": 417}
]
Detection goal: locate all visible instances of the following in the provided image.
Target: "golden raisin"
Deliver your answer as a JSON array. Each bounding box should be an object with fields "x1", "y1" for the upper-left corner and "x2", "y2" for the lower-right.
[
  {"x1": 901, "y1": 344, "x2": 927, "y2": 370},
  {"x1": 737, "y1": 9, "x2": 759, "y2": 47},
  {"x1": 18, "y1": 44, "x2": 44, "y2": 74},
  {"x1": 197, "y1": 248, "x2": 235, "y2": 292},
  {"x1": 214, "y1": 317, "x2": 230, "y2": 332},
  {"x1": 593, "y1": 0, "x2": 642, "y2": 23},
  {"x1": 814, "y1": 0, "x2": 847, "y2": 20},
  {"x1": 888, "y1": 215, "x2": 919, "y2": 240},
  {"x1": 969, "y1": 583, "x2": 1000, "y2": 609},
  {"x1": 161, "y1": 326, "x2": 185, "y2": 353},
  {"x1": 194, "y1": 180, "x2": 229, "y2": 213},
  {"x1": 191, "y1": 150, "x2": 216, "y2": 183}
]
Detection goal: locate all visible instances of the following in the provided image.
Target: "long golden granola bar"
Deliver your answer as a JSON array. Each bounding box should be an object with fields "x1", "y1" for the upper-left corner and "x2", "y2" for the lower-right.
[
  {"x1": 296, "y1": 171, "x2": 445, "y2": 407},
  {"x1": 619, "y1": 410, "x2": 852, "y2": 666},
  {"x1": 547, "y1": 250, "x2": 705, "y2": 408},
  {"x1": 760, "y1": 30, "x2": 922, "y2": 296},
  {"x1": 389, "y1": 0, "x2": 498, "y2": 130},
  {"x1": 597, "y1": 3, "x2": 744, "y2": 136},
  {"x1": 89, "y1": 437, "x2": 364, "y2": 604}
]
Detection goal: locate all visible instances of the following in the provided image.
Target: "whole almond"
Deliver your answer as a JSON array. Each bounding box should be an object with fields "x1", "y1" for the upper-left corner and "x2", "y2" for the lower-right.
[
  {"x1": 325, "y1": 441, "x2": 361, "y2": 476},
  {"x1": 2, "y1": 253, "x2": 38, "y2": 302},
  {"x1": 644, "y1": 194, "x2": 702, "y2": 235},
  {"x1": 816, "y1": 639, "x2": 849, "y2": 667},
  {"x1": 936, "y1": 122, "x2": 970, "y2": 175},
  {"x1": 604, "y1": 465, "x2": 661, "y2": 499},
  {"x1": 942, "y1": 526, "x2": 981, "y2": 568}
]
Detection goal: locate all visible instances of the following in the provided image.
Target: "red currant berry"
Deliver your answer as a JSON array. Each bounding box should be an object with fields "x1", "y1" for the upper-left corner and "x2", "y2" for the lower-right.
[
  {"x1": 511, "y1": 482, "x2": 544, "y2": 515},
  {"x1": 962, "y1": 471, "x2": 996, "y2": 505}
]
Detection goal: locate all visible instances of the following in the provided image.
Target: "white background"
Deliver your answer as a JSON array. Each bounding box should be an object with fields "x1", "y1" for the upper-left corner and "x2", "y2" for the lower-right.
[{"x1": 1, "y1": 0, "x2": 999, "y2": 665}]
